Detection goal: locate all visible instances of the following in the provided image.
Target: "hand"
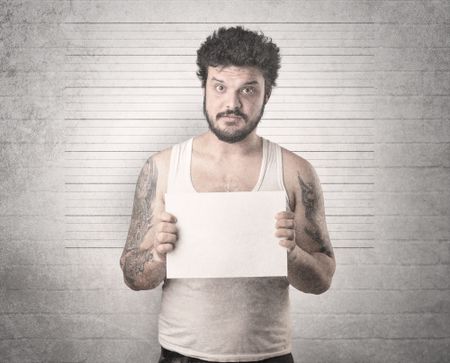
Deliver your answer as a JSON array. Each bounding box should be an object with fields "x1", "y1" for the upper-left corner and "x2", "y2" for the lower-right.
[
  {"x1": 275, "y1": 211, "x2": 296, "y2": 253},
  {"x1": 153, "y1": 211, "x2": 178, "y2": 262}
]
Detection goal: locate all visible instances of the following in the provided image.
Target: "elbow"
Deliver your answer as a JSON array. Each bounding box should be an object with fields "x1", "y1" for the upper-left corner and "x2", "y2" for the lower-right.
[
  {"x1": 119, "y1": 257, "x2": 139, "y2": 290},
  {"x1": 306, "y1": 259, "x2": 335, "y2": 295},
  {"x1": 119, "y1": 261, "x2": 147, "y2": 291},
  {"x1": 290, "y1": 273, "x2": 333, "y2": 295},
  {"x1": 122, "y1": 272, "x2": 160, "y2": 291},
  {"x1": 122, "y1": 272, "x2": 142, "y2": 291},
  {"x1": 120, "y1": 257, "x2": 162, "y2": 291},
  {"x1": 309, "y1": 275, "x2": 332, "y2": 295},
  {"x1": 313, "y1": 260, "x2": 335, "y2": 294}
]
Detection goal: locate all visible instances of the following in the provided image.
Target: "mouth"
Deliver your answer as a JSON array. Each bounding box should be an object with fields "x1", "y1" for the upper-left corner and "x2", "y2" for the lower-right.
[
  {"x1": 219, "y1": 115, "x2": 242, "y2": 122},
  {"x1": 216, "y1": 111, "x2": 247, "y2": 123}
]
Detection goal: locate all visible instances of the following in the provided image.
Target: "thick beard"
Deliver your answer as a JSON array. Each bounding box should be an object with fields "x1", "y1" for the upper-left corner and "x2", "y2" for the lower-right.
[{"x1": 203, "y1": 96, "x2": 265, "y2": 144}]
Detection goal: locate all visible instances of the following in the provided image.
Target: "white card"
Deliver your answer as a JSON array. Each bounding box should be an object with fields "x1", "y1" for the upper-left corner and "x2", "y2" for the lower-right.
[{"x1": 165, "y1": 191, "x2": 287, "y2": 279}]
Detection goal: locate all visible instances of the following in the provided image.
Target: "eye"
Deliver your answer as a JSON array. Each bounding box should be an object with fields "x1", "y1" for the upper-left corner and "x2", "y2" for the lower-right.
[
  {"x1": 215, "y1": 84, "x2": 225, "y2": 93},
  {"x1": 241, "y1": 87, "x2": 255, "y2": 96}
]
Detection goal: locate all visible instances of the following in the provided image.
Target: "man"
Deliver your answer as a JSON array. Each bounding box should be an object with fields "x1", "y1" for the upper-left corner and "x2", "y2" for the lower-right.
[{"x1": 120, "y1": 27, "x2": 335, "y2": 363}]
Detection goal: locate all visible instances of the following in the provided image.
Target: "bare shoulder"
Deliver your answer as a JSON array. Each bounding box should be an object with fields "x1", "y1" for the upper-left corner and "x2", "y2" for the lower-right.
[
  {"x1": 137, "y1": 147, "x2": 173, "y2": 200},
  {"x1": 151, "y1": 147, "x2": 172, "y2": 176},
  {"x1": 281, "y1": 147, "x2": 320, "y2": 208}
]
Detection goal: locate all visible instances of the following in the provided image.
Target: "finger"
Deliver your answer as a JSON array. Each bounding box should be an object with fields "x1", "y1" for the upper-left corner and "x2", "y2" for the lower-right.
[
  {"x1": 275, "y1": 211, "x2": 295, "y2": 220},
  {"x1": 158, "y1": 222, "x2": 178, "y2": 234},
  {"x1": 156, "y1": 243, "x2": 174, "y2": 255},
  {"x1": 156, "y1": 232, "x2": 178, "y2": 244},
  {"x1": 279, "y1": 239, "x2": 296, "y2": 252},
  {"x1": 275, "y1": 228, "x2": 295, "y2": 240},
  {"x1": 160, "y1": 212, "x2": 177, "y2": 223},
  {"x1": 276, "y1": 218, "x2": 295, "y2": 229}
]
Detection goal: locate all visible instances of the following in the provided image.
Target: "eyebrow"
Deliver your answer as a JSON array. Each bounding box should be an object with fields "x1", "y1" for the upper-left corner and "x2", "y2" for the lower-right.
[
  {"x1": 211, "y1": 77, "x2": 260, "y2": 86},
  {"x1": 242, "y1": 81, "x2": 259, "y2": 86},
  {"x1": 211, "y1": 77, "x2": 224, "y2": 83}
]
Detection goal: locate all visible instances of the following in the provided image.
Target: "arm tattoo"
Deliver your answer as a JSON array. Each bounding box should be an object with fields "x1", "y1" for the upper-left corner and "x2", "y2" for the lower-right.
[
  {"x1": 298, "y1": 173, "x2": 333, "y2": 257},
  {"x1": 121, "y1": 158, "x2": 158, "y2": 284}
]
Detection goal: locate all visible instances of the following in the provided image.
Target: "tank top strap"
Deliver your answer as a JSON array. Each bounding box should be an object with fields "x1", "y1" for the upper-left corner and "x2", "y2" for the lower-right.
[
  {"x1": 167, "y1": 138, "x2": 195, "y2": 193},
  {"x1": 259, "y1": 139, "x2": 287, "y2": 191},
  {"x1": 261, "y1": 139, "x2": 291, "y2": 211}
]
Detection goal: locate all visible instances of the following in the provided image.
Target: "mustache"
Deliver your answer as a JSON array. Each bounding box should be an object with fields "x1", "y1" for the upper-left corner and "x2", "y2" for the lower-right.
[{"x1": 216, "y1": 109, "x2": 248, "y2": 121}]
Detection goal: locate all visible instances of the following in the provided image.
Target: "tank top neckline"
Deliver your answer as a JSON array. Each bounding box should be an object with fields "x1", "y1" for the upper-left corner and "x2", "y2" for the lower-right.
[{"x1": 186, "y1": 137, "x2": 269, "y2": 193}]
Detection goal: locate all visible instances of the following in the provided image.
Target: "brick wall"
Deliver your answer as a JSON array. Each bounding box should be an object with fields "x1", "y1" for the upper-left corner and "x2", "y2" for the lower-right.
[{"x1": 1, "y1": 1, "x2": 449, "y2": 362}]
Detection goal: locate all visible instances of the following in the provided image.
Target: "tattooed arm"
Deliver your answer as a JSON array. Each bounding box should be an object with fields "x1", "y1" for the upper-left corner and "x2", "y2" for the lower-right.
[
  {"x1": 120, "y1": 154, "x2": 175, "y2": 290},
  {"x1": 276, "y1": 150, "x2": 336, "y2": 294}
]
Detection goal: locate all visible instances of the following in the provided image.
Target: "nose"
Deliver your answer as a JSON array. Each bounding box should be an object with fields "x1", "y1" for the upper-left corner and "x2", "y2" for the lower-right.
[{"x1": 226, "y1": 91, "x2": 242, "y2": 110}]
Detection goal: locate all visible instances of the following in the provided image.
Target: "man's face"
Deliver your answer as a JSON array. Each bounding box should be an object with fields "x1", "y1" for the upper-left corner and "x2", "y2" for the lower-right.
[{"x1": 203, "y1": 66, "x2": 268, "y2": 143}]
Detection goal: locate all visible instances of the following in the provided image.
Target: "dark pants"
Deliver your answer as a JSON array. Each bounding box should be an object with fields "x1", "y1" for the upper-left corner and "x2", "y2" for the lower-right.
[{"x1": 158, "y1": 347, "x2": 294, "y2": 363}]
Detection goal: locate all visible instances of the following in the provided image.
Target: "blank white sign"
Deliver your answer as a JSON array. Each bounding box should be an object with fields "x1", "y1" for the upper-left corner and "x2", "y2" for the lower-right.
[{"x1": 165, "y1": 191, "x2": 287, "y2": 279}]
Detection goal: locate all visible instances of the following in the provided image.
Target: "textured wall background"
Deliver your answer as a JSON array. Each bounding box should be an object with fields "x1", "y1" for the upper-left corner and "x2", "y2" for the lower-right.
[{"x1": 1, "y1": 1, "x2": 449, "y2": 362}]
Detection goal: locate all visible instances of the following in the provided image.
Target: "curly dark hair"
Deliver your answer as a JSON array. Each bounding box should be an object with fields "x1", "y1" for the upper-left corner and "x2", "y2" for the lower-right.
[{"x1": 196, "y1": 26, "x2": 281, "y2": 97}]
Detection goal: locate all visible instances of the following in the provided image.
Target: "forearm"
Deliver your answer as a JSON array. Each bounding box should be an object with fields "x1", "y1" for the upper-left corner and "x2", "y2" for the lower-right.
[
  {"x1": 287, "y1": 245, "x2": 335, "y2": 294},
  {"x1": 120, "y1": 247, "x2": 166, "y2": 290}
]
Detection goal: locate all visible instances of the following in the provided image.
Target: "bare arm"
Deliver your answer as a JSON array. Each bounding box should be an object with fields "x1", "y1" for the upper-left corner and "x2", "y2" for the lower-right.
[
  {"x1": 119, "y1": 157, "x2": 166, "y2": 290},
  {"x1": 277, "y1": 157, "x2": 336, "y2": 294}
]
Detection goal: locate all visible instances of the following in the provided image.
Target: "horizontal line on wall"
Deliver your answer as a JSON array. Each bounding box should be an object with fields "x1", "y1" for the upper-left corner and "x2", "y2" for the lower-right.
[
  {"x1": 0, "y1": 215, "x2": 51, "y2": 217},
  {"x1": 63, "y1": 60, "x2": 372, "y2": 64},
  {"x1": 65, "y1": 131, "x2": 374, "y2": 135},
  {"x1": 54, "y1": 45, "x2": 444, "y2": 49},
  {"x1": 64, "y1": 194, "x2": 375, "y2": 198},
  {"x1": 66, "y1": 230, "x2": 373, "y2": 234},
  {"x1": 58, "y1": 69, "x2": 432, "y2": 75},
  {"x1": 63, "y1": 246, "x2": 374, "y2": 249},
  {"x1": 2, "y1": 312, "x2": 445, "y2": 317},
  {"x1": 63, "y1": 136, "x2": 374, "y2": 140},
  {"x1": 65, "y1": 46, "x2": 374, "y2": 50},
  {"x1": 64, "y1": 174, "x2": 375, "y2": 177},
  {"x1": 62, "y1": 238, "x2": 373, "y2": 242},
  {"x1": 64, "y1": 142, "x2": 375, "y2": 145},
  {"x1": 63, "y1": 62, "x2": 375, "y2": 66},
  {"x1": 64, "y1": 86, "x2": 374, "y2": 89},
  {"x1": 64, "y1": 117, "x2": 374, "y2": 120},
  {"x1": 64, "y1": 159, "x2": 374, "y2": 162},
  {"x1": 64, "y1": 151, "x2": 374, "y2": 155},
  {"x1": 334, "y1": 246, "x2": 374, "y2": 249},
  {"x1": 328, "y1": 222, "x2": 374, "y2": 224},
  {"x1": 65, "y1": 222, "x2": 129, "y2": 225},
  {"x1": 64, "y1": 214, "x2": 374, "y2": 217},
  {"x1": 64, "y1": 21, "x2": 375, "y2": 25},
  {"x1": 65, "y1": 246, "x2": 122, "y2": 248},
  {"x1": 62, "y1": 69, "x2": 375, "y2": 73},
  {"x1": 64, "y1": 182, "x2": 374, "y2": 185},
  {"x1": 64, "y1": 101, "x2": 376, "y2": 105},
  {"x1": 65, "y1": 132, "x2": 372, "y2": 135},
  {"x1": 65, "y1": 30, "x2": 373, "y2": 34},
  {"x1": 64, "y1": 207, "x2": 372, "y2": 211},
  {"x1": 291, "y1": 332, "x2": 450, "y2": 338},
  {"x1": 63, "y1": 122, "x2": 375, "y2": 126},
  {"x1": 63, "y1": 68, "x2": 376, "y2": 73},
  {"x1": 62, "y1": 166, "x2": 375, "y2": 169},
  {"x1": 64, "y1": 200, "x2": 374, "y2": 203},
  {"x1": 65, "y1": 215, "x2": 131, "y2": 217},
  {"x1": 64, "y1": 37, "x2": 374, "y2": 41},
  {"x1": 64, "y1": 221, "x2": 374, "y2": 225},
  {"x1": 66, "y1": 54, "x2": 374, "y2": 57},
  {"x1": 63, "y1": 96, "x2": 376, "y2": 99},
  {"x1": 62, "y1": 191, "x2": 375, "y2": 195}
]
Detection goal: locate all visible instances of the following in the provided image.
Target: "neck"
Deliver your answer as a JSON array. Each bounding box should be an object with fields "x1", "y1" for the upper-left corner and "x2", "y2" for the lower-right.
[{"x1": 197, "y1": 131, "x2": 262, "y2": 158}]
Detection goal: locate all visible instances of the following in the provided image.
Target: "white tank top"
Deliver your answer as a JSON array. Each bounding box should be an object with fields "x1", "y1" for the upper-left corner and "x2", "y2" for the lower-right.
[{"x1": 159, "y1": 137, "x2": 292, "y2": 362}]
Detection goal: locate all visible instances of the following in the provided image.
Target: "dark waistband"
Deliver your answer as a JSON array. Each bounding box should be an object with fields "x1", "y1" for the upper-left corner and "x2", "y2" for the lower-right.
[{"x1": 160, "y1": 347, "x2": 294, "y2": 363}]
